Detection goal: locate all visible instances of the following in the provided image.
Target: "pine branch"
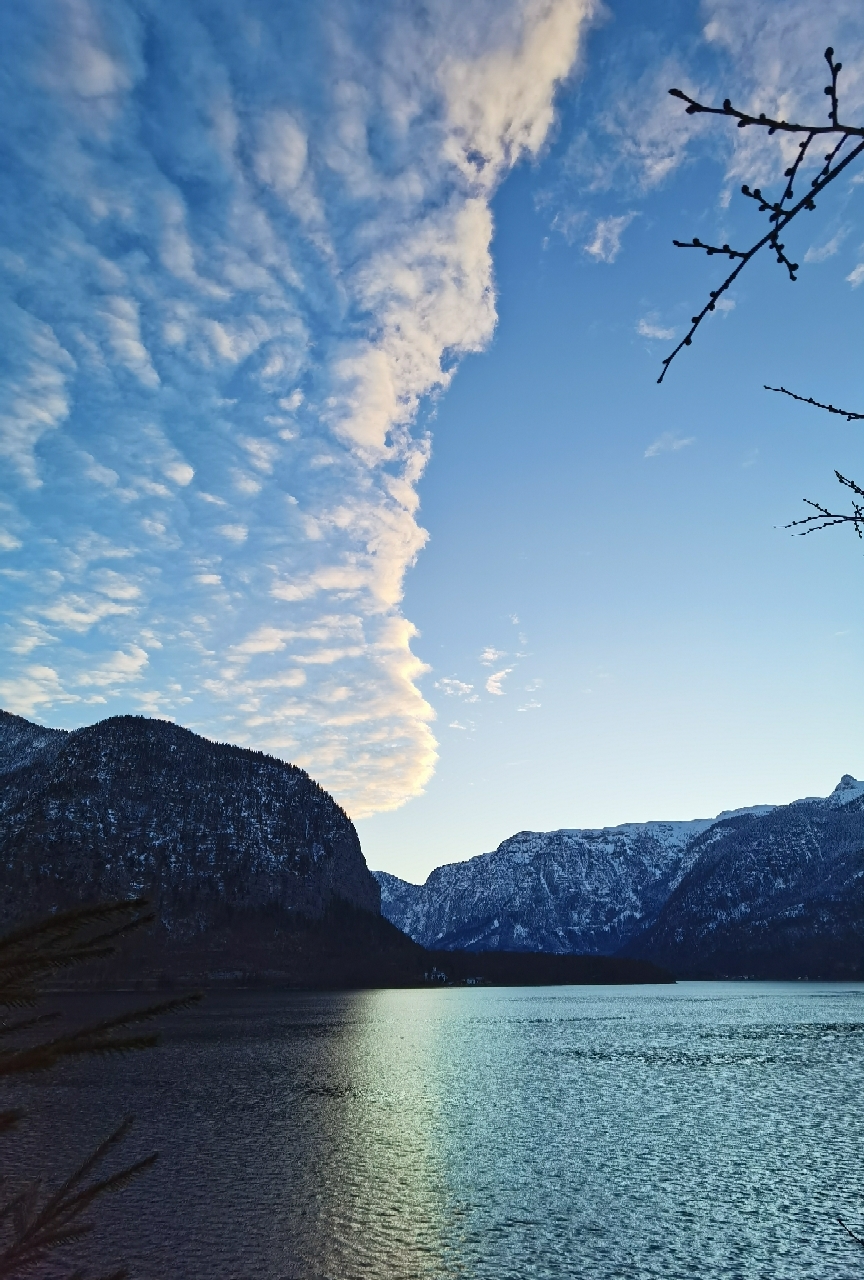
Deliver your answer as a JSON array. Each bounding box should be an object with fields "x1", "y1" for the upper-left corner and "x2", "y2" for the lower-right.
[
  {"x1": 659, "y1": 48, "x2": 864, "y2": 382},
  {"x1": 0, "y1": 1121, "x2": 157, "y2": 1279},
  {"x1": 0, "y1": 902, "x2": 200, "y2": 1278},
  {"x1": 0, "y1": 901, "x2": 151, "y2": 960},
  {"x1": 0, "y1": 993, "x2": 200, "y2": 1076}
]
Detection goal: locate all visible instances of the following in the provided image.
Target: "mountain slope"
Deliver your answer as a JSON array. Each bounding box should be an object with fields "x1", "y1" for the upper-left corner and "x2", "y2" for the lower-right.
[
  {"x1": 625, "y1": 777, "x2": 864, "y2": 978},
  {"x1": 375, "y1": 777, "x2": 864, "y2": 977},
  {"x1": 0, "y1": 709, "x2": 380, "y2": 930},
  {"x1": 376, "y1": 818, "x2": 717, "y2": 954}
]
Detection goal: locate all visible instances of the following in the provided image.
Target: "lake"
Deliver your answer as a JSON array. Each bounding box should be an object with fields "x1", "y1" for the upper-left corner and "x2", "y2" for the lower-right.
[{"x1": 8, "y1": 982, "x2": 864, "y2": 1279}]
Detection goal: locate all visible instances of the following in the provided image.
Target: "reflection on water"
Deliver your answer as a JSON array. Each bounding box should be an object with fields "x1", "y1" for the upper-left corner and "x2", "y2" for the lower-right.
[{"x1": 7, "y1": 983, "x2": 864, "y2": 1279}]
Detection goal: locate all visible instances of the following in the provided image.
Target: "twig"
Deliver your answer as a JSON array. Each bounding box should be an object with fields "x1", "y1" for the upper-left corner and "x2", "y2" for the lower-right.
[
  {"x1": 785, "y1": 471, "x2": 864, "y2": 538},
  {"x1": 765, "y1": 385, "x2": 864, "y2": 421},
  {"x1": 659, "y1": 48, "x2": 864, "y2": 382}
]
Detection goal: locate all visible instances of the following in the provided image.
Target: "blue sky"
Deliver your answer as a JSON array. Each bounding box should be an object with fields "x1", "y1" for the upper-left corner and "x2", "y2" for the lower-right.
[{"x1": 1, "y1": 0, "x2": 863, "y2": 881}]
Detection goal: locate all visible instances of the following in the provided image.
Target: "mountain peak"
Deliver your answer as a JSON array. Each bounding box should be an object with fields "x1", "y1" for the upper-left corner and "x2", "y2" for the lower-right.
[{"x1": 830, "y1": 774, "x2": 864, "y2": 805}]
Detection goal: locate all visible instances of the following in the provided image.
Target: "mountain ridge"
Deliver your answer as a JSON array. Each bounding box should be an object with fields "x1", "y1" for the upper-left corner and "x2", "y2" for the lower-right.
[{"x1": 375, "y1": 776, "x2": 864, "y2": 978}]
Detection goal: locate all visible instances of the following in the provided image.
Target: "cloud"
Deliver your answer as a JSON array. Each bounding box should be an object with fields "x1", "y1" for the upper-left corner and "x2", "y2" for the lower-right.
[
  {"x1": 0, "y1": 665, "x2": 75, "y2": 717},
  {"x1": 804, "y1": 229, "x2": 849, "y2": 263},
  {"x1": 644, "y1": 432, "x2": 695, "y2": 458},
  {"x1": 555, "y1": 0, "x2": 864, "y2": 224},
  {"x1": 518, "y1": 699, "x2": 541, "y2": 710},
  {"x1": 0, "y1": 0, "x2": 596, "y2": 817},
  {"x1": 562, "y1": 58, "x2": 712, "y2": 198},
  {"x1": 847, "y1": 263, "x2": 864, "y2": 288},
  {"x1": 637, "y1": 317, "x2": 675, "y2": 341},
  {"x1": 584, "y1": 213, "x2": 636, "y2": 263},
  {"x1": 435, "y1": 677, "x2": 478, "y2": 701},
  {"x1": 701, "y1": 0, "x2": 864, "y2": 193},
  {"x1": 217, "y1": 524, "x2": 249, "y2": 544},
  {"x1": 485, "y1": 667, "x2": 513, "y2": 695},
  {"x1": 0, "y1": 308, "x2": 74, "y2": 487},
  {"x1": 76, "y1": 645, "x2": 149, "y2": 688},
  {"x1": 479, "y1": 646, "x2": 505, "y2": 665}
]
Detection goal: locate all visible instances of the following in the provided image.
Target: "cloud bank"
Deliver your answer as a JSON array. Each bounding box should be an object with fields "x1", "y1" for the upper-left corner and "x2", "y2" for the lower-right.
[{"x1": 0, "y1": 0, "x2": 595, "y2": 816}]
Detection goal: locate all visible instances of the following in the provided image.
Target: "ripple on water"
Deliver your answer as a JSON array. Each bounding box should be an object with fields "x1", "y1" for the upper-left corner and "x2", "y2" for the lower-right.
[{"x1": 6, "y1": 981, "x2": 864, "y2": 1280}]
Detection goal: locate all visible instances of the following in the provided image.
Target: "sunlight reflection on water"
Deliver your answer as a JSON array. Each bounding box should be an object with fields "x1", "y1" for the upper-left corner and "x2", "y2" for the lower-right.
[{"x1": 11, "y1": 982, "x2": 864, "y2": 1279}]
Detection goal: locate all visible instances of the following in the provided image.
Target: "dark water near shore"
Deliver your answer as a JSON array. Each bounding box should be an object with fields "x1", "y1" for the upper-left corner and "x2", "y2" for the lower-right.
[{"x1": 7, "y1": 982, "x2": 864, "y2": 1279}]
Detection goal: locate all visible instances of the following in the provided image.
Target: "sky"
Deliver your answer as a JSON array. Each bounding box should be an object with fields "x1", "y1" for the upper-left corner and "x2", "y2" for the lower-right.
[{"x1": 1, "y1": 0, "x2": 863, "y2": 883}]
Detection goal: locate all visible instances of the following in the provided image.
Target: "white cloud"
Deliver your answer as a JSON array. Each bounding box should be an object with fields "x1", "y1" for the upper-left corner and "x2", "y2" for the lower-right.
[
  {"x1": 99, "y1": 297, "x2": 160, "y2": 388},
  {"x1": 644, "y1": 432, "x2": 695, "y2": 458},
  {"x1": 479, "y1": 646, "x2": 505, "y2": 665},
  {"x1": 560, "y1": 1, "x2": 864, "y2": 219},
  {"x1": 0, "y1": 665, "x2": 75, "y2": 717},
  {"x1": 41, "y1": 595, "x2": 136, "y2": 632},
  {"x1": 217, "y1": 524, "x2": 249, "y2": 543},
  {"x1": 435, "y1": 677, "x2": 479, "y2": 702},
  {"x1": 847, "y1": 263, "x2": 864, "y2": 288},
  {"x1": 486, "y1": 667, "x2": 513, "y2": 695},
  {"x1": 0, "y1": 310, "x2": 74, "y2": 487},
  {"x1": 76, "y1": 645, "x2": 149, "y2": 688},
  {"x1": 584, "y1": 213, "x2": 636, "y2": 263},
  {"x1": 702, "y1": 0, "x2": 864, "y2": 194},
  {"x1": 164, "y1": 460, "x2": 194, "y2": 486},
  {"x1": 0, "y1": 529, "x2": 22, "y2": 551},
  {"x1": 637, "y1": 316, "x2": 675, "y2": 341},
  {"x1": 804, "y1": 229, "x2": 849, "y2": 264},
  {"x1": 0, "y1": 0, "x2": 596, "y2": 817}
]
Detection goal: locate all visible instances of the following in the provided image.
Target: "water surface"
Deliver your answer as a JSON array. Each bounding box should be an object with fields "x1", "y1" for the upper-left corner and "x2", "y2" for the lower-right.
[{"x1": 9, "y1": 982, "x2": 864, "y2": 1279}]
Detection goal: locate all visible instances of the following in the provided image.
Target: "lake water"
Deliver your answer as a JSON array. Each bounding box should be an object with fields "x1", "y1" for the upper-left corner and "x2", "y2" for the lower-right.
[{"x1": 8, "y1": 982, "x2": 864, "y2": 1279}]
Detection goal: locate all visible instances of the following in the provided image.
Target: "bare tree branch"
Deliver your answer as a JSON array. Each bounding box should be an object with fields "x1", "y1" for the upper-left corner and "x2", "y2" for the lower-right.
[
  {"x1": 658, "y1": 48, "x2": 864, "y2": 382},
  {"x1": 785, "y1": 471, "x2": 864, "y2": 538},
  {"x1": 764, "y1": 385, "x2": 864, "y2": 422}
]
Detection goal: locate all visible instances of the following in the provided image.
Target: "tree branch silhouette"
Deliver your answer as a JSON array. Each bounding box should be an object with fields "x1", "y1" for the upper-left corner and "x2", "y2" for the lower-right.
[
  {"x1": 658, "y1": 48, "x2": 864, "y2": 384},
  {"x1": 657, "y1": 47, "x2": 864, "y2": 541}
]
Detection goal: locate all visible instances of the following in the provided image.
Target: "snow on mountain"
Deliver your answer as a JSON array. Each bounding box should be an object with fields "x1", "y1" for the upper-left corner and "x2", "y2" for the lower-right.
[
  {"x1": 629, "y1": 784, "x2": 864, "y2": 978},
  {"x1": 376, "y1": 816, "x2": 717, "y2": 954},
  {"x1": 375, "y1": 779, "x2": 864, "y2": 974}
]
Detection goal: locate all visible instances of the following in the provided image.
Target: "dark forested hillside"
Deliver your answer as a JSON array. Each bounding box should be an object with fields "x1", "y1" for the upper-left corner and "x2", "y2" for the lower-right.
[{"x1": 0, "y1": 709, "x2": 379, "y2": 944}]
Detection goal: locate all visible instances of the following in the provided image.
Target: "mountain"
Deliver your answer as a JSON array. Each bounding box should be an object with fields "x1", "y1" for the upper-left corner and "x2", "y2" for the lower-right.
[
  {"x1": 376, "y1": 818, "x2": 721, "y2": 953},
  {"x1": 375, "y1": 777, "x2": 864, "y2": 978},
  {"x1": 0, "y1": 709, "x2": 378, "y2": 966},
  {"x1": 0, "y1": 709, "x2": 671, "y2": 988},
  {"x1": 625, "y1": 777, "x2": 864, "y2": 978}
]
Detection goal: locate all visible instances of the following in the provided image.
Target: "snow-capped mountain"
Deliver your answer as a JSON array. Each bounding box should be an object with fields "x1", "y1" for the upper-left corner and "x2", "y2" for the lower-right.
[
  {"x1": 627, "y1": 776, "x2": 864, "y2": 978},
  {"x1": 375, "y1": 777, "x2": 864, "y2": 977}
]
